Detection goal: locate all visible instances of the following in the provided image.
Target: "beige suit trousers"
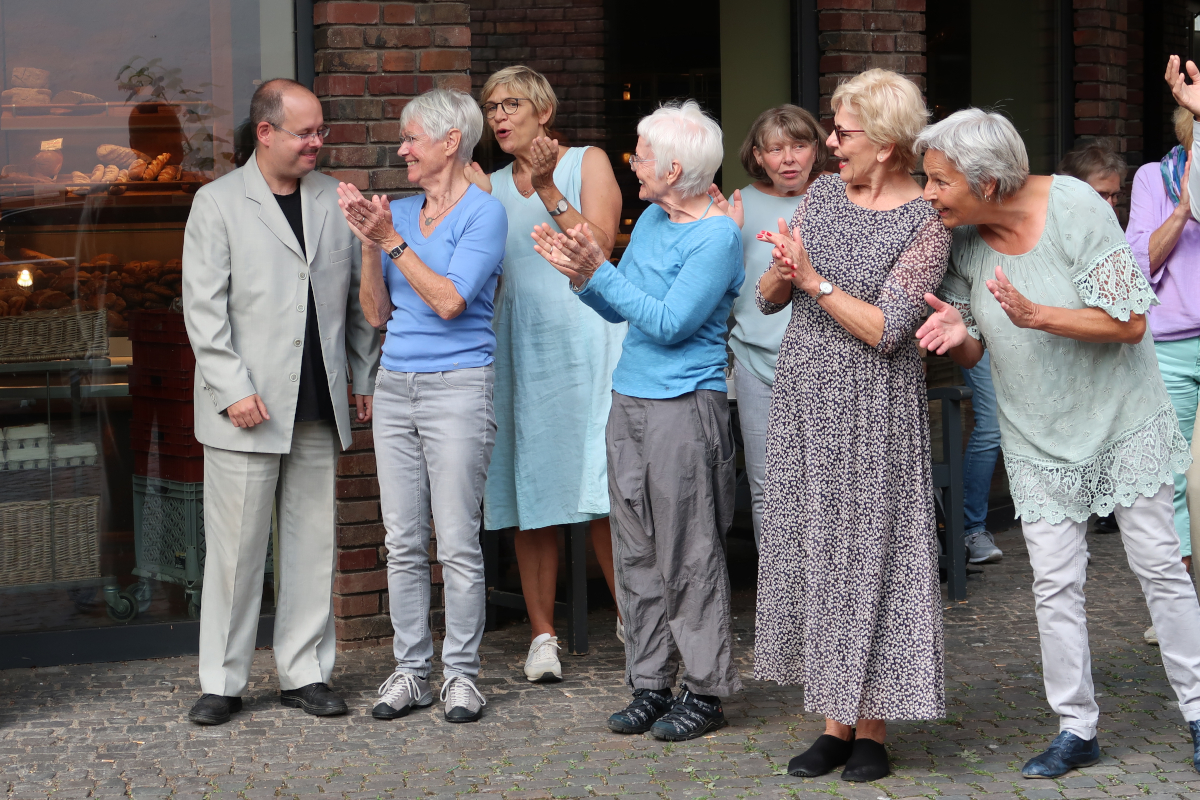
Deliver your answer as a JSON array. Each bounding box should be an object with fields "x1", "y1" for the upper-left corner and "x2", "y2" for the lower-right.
[{"x1": 198, "y1": 421, "x2": 339, "y2": 696}]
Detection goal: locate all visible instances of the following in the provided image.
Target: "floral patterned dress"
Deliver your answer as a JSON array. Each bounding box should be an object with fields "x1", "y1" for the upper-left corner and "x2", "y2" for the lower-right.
[{"x1": 753, "y1": 174, "x2": 951, "y2": 724}]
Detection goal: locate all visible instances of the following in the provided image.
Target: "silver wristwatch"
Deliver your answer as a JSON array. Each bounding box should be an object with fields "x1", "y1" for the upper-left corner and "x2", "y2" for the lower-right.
[
  {"x1": 387, "y1": 240, "x2": 408, "y2": 260},
  {"x1": 817, "y1": 281, "x2": 834, "y2": 297},
  {"x1": 548, "y1": 198, "x2": 569, "y2": 217}
]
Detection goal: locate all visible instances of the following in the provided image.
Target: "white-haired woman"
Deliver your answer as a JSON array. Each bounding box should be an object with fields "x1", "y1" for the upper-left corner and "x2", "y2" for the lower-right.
[
  {"x1": 754, "y1": 69, "x2": 950, "y2": 783},
  {"x1": 336, "y1": 88, "x2": 507, "y2": 724},
  {"x1": 531, "y1": 100, "x2": 743, "y2": 741},
  {"x1": 916, "y1": 104, "x2": 1200, "y2": 779},
  {"x1": 466, "y1": 66, "x2": 625, "y2": 684}
]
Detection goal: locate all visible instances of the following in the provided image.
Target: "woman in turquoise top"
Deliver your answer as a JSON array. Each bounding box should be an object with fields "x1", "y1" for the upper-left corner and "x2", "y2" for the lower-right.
[
  {"x1": 916, "y1": 107, "x2": 1200, "y2": 779},
  {"x1": 466, "y1": 66, "x2": 625, "y2": 684},
  {"x1": 707, "y1": 104, "x2": 827, "y2": 550}
]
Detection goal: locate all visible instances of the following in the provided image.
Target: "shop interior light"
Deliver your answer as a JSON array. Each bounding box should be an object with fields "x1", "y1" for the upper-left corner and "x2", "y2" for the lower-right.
[{"x1": 17, "y1": 269, "x2": 31, "y2": 288}]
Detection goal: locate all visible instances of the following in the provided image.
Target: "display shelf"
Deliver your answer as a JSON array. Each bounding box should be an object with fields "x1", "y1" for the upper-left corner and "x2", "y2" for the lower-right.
[{"x1": 0, "y1": 102, "x2": 208, "y2": 132}]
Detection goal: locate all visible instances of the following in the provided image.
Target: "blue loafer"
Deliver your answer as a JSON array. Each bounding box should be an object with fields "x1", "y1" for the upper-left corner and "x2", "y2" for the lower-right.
[
  {"x1": 1189, "y1": 720, "x2": 1200, "y2": 773},
  {"x1": 1021, "y1": 731, "x2": 1101, "y2": 778}
]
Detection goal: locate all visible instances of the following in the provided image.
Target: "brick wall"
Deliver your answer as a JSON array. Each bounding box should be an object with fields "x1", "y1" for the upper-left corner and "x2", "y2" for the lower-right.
[
  {"x1": 816, "y1": 0, "x2": 927, "y2": 120},
  {"x1": 467, "y1": 0, "x2": 607, "y2": 152},
  {"x1": 313, "y1": 0, "x2": 471, "y2": 647},
  {"x1": 1073, "y1": 0, "x2": 1129, "y2": 155}
]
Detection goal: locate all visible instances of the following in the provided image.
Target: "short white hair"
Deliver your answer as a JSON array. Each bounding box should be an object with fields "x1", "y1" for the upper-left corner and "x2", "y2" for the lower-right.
[
  {"x1": 915, "y1": 108, "x2": 1030, "y2": 200},
  {"x1": 637, "y1": 100, "x2": 724, "y2": 198},
  {"x1": 400, "y1": 88, "x2": 482, "y2": 164}
]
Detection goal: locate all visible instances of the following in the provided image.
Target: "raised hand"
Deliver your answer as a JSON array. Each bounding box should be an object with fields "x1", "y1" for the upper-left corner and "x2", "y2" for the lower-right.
[
  {"x1": 464, "y1": 162, "x2": 492, "y2": 194},
  {"x1": 916, "y1": 294, "x2": 969, "y2": 354},
  {"x1": 529, "y1": 137, "x2": 560, "y2": 191},
  {"x1": 985, "y1": 265, "x2": 1040, "y2": 329},
  {"x1": 337, "y1": 182, "x2": 396, "y2": 247},
  {"x1": 1166, "y1": 55, "x2": 1200, "y2": 119},
  {"x1": 531, "y1": 222, "x2": 604, "y2": 285},
  {"x1": 706, "y1": 184, "x2": 745, "y2": 228}
]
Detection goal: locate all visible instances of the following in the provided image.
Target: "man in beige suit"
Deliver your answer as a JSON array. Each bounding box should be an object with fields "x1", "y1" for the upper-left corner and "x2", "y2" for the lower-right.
[{"x1": 182, "y1": 79, "x2": 380, "y2": 724}]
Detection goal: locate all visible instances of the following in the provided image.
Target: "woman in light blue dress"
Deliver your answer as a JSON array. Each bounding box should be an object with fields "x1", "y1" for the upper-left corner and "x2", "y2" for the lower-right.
[{"x1": 467, "y1": 66, "x2": 625, "y2": 682}]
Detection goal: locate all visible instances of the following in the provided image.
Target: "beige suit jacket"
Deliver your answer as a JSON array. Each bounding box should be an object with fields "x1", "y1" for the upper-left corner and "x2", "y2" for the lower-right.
[{"x1": 182, "y1": 152, "x2": 380, "y2": 453}]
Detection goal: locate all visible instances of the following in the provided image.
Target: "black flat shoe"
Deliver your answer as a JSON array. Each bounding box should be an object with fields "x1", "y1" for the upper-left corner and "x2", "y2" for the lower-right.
[
  {"x1": 280, "y1": 682, "x2": 348, "y2": 716},
  {"x1": 188, "y1": 693, "x2": 242, "y2": 725},
  {"x1": 842, "y1": 738, "x2": 890, "y2": 782},
  {"x1": 787, "y1": 733, "x2": 855, "y2": 777}
]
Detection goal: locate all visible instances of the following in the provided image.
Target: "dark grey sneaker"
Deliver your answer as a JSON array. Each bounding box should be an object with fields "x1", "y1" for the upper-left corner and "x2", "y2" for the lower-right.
[
  {"x1": 649, "y1": 686, "x2": 727, "y2": 741},
  {"x1": 607, "y1": 688, "x2": 673, "y2": 734},
  {"x1": 965, "y1": 530, "x2": 1003, "y2": 563}
]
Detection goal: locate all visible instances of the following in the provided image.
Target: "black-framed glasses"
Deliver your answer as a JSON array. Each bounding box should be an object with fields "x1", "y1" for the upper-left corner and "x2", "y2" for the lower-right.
[
  {"x1": 481, "y1": 97, "x2": 528, "y2": 119},
  {"x1": 272, "y1": 123, "x2": 331, "y2": 143},
  {"x1": 833, "y1": 128, "x2": 865, "y2": 144}
]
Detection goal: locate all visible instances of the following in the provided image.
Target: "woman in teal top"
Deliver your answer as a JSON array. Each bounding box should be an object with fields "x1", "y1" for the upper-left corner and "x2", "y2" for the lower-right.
[
  {"x1": 916, "y1": 108, "x2": 1200, "y2": 779},
  {"x1": 467, "y1": 66, "x2": 625, "y2": 685},
  {"x1": 708, "y1": 105, "x2": 827, "y2": 550}
]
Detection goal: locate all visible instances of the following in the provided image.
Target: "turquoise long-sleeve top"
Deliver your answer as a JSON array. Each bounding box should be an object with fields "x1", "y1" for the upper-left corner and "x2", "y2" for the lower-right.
[{"x1": 576, "y1": 204, "x2": 743, "y2": 399}]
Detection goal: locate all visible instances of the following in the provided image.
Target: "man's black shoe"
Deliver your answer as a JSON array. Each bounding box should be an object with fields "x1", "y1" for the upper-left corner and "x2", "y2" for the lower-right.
[
  {"x1": 1093, "y1": 513, "x2": 1119, "y2": 534},
  {"x1": 188, "y1": 693, "x2": 242, "y2": 725},
  {"x1": 607, "y1": 688, "x2": 673, "y2": 734},
  {"x1": 279, "y1": 682, "x2": 348, "y2": 716},
  {"x1": 650, "y1": 685, "x2": 727, "y2": 741}
]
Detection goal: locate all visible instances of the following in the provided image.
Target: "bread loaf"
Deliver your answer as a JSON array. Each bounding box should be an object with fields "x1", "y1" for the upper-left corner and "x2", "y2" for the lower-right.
[
  {"x1": 141, "y1": 153, "x2": 169, "y2": 181},
  {"x1": 1, "y1": 88, "x2": 50, "y2": 105},
  {"x1": 96, "y1": 144, "x2": 149, "y2": 169},
  {"x1": 51, "y1": 90, "x2": 103, "y2": 105},
  {"x1": 10, "y1": 67, "x2": 50, "y2": 89},
  {"x1": 127, "y1": 159, "x2": 147, "y2": 181}
]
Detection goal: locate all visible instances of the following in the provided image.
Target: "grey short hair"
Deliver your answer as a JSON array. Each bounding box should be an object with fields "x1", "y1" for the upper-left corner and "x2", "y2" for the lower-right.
[
  {"x1": 915, "y1": 108, "x2": 1030, "y2": 200},
  {"x1": 400, "y1": 88, "x2": 483, "y2": 164},
  {"x1": 636, "y1": 100, "x2": 724, "y2": 198}
]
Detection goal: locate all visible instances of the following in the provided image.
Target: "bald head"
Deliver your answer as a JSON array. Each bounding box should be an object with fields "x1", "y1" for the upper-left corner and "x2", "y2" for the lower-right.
[
  {"x1": 251, "y1": 79, "x2": 316, "y2": 135},
  {"x1": 251, "y1": 79, "x2": 324, "y2": 187}
]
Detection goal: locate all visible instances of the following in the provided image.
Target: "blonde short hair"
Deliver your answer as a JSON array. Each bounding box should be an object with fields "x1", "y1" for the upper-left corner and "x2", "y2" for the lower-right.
[
  {"x1": 1174, "y1": 106, "x2": 1194, "y2": 150},
  {"x1": 479, "y1": 65, "x2": 558, "y2": 130},
  {"x1": 830, "y1": 69, "x2": 928, "y2": 172}
]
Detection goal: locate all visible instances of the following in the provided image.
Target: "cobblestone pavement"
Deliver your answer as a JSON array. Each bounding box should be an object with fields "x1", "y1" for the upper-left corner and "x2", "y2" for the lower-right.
[{"x1": 2, "y1": 524, "x2": 1198, "y2": 800}]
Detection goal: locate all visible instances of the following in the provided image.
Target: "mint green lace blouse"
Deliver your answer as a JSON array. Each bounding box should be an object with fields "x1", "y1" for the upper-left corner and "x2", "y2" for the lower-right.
[{"x1": 938, "y1": 175, "x2": 1190, "y2": 524}]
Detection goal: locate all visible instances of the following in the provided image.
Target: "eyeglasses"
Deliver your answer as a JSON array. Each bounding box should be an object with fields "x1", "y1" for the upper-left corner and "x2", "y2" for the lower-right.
[
  {"x1": 481, "y1": 97, "x2": 528, "y2": 119},
  {"x1": 833, "y1": 128, "x2": 865, "y2": 144},
  {"x1": 272, "y1": 123, "x2": 331, "y2": 143},
  {"x1": 629, "y1": 154, "x2": 656, "y2": 170},
  {"x1": 1097, "y1": 190, "x2": 1119, "y2": 202}
]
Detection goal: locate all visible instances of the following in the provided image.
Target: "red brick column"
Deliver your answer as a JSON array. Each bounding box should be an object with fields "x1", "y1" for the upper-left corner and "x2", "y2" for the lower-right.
[
  {"x1": 1073, "y1": 0, "x2": 1129, "y2": 154},
  {"x1": 817, "y1": 0, "x2": 927, "y2": 122},
  {"x1": 312, "y1": 1, "x2": 470, "y2": 647}
]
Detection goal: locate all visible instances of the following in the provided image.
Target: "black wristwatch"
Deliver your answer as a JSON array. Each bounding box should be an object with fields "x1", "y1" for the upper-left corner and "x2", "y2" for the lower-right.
[{"x1": 387, "y1": 240, "x2": 408, "y2": 260}]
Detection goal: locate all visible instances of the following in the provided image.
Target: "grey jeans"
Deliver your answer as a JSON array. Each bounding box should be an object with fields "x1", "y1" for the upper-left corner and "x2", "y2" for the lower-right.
[
  {"x1": 732, "y1": 359, "x2": 771, "y2": 552},
  {"x1": 606, "y1": 389, "x2": 742, "y2": 697},
  {"x1": 374, "y1": 366, "x2": 496, "y2": 681}
]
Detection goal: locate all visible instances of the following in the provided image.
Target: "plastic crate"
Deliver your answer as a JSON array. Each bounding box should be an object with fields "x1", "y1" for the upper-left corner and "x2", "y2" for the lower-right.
[
  {"x1": 130, "y1": 420, "x2": 201, "y2": 458},
  {"x1": 134, "y1": 449, "x2": 204, "y2": 482},
  {"x1": 132, "y1": 397, "x2": 194, "y2": 428},
  {"x1": 128, "y1": 364, "x2": 192, "y2": 401},
  {"x1": 128, "y1": 310, "x2": 188, "y2": 344},
  {"x1": 131, "y1": 341, "x2": 195, "y2": 371}
]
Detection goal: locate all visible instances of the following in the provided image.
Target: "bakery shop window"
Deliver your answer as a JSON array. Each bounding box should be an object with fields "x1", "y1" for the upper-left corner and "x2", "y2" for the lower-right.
[{"x1": 0, "y1": 0, "x2": 296, "y2": 640}]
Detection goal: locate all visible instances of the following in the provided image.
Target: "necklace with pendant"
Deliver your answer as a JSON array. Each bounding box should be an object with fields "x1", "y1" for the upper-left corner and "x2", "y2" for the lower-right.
[{"x1": 424, "y1": 186, "x2": 469, "y2": 226}]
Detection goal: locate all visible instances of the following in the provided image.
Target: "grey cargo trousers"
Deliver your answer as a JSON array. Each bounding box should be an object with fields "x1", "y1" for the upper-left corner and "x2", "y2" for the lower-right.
[{"x1": 606, "y1": 389, "x2": 743, "y2": 697}]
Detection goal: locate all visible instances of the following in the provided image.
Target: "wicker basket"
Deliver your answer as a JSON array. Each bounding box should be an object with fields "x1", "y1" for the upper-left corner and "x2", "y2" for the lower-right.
[
  {"x1": 0, "y1": 496, "x2": 101, "y2": 586},
  {"x1": 0, "y1": 309, "x2": 108, "y2": 364}
]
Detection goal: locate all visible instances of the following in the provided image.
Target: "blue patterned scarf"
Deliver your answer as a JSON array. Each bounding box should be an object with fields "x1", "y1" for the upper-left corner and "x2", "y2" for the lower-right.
[{"x1": 1162, "y1": 144, "x2": 1187, "y2": 205}]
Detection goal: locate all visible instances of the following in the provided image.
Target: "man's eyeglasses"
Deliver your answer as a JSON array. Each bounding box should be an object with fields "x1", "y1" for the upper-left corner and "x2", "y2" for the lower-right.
[
  {"x1": 272, "y1": 123, "x2": 331, "y2": 143},
  {"x1": 481, "y1": 97, "x2": 528, "y2": 119},
  {"x1": 629, "y1": 154, "x2": 656, "y2": 170},
  {"x1": 833, "y1": 127, "x2": 865, "y2": 144}
]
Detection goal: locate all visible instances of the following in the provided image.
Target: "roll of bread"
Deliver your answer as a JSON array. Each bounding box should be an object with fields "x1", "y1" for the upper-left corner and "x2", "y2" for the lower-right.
[
  {"x1": 157, "y1": 165, "x2": 179, "y2": 182},
  {"x1": 102, "y1": 165, "x2": 119, "y2": 182},
  {"x1": 127, "y1": 159, "x2": 147, "y2": 181},
  {"x1": 88, "y1": 164, "x2": 105, "y2": 182},
  {"x1": 142, "y1": 153, "x2": 169, "y2": 181}
]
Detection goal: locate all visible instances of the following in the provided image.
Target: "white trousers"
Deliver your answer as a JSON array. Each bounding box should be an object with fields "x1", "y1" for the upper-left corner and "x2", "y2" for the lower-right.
[
  {"x1": 1022, "y1": 482, "x2": 1200, "y2": 739},
  {"x1": 198, "y1": 421, "x2": 339, "y2": 696}
]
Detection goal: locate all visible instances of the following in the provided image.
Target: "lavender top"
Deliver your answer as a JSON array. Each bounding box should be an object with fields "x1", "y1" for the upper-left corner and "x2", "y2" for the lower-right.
[{"x1": 1126, "y1": 160, "x2": 1200, "y2": 341}]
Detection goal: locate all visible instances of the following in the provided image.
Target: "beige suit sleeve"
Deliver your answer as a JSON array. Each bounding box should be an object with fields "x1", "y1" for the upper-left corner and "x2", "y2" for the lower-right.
[
  {"x1": 182, "y1": 189, "x2": 257, "y2": 413},
  {"x1": 343, "y1": 239, "x2": 380, "y2": 395}
]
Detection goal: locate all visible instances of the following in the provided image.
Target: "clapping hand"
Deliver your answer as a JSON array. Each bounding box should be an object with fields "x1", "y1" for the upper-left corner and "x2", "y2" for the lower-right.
[
  {"x1": 916, "y1": 295, "x2": 969, "y2": 354},
  {"x1": 1166, "y1": 55, "x2": 1200, "y2": 119},
  {"x1": 530, "y1": 137, "x2": 560, "y2": 191},
  {"x1": 464, "y1": 162, "x2": 493, "y2": 194},
  {"x1": 758, "y1": 218, "x2": 818, "y2": 294},
  {"x1": 531, "y1": 222, "x2": 605, "y2": 286},
  {"x1": 337, "y1": 183, "x2": 395, "y2": 247},
  {"x1": 985, "y1": 265, "x2": 1041, "y2": 329},
  {"x1": 707, "y1": 184, "x2": 744, "y2": 228}
]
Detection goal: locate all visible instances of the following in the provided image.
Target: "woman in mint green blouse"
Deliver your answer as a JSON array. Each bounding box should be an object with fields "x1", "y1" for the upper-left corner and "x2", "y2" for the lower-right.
[{"x1": 915, "y1": 108, "x2": 1200, "y2": 780}]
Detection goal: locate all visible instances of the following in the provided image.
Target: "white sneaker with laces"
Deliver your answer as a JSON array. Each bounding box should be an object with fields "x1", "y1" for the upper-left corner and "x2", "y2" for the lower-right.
[
  {"x1": 372, "y1": 671, "x2": 433, "y2": 720},
  {"x1": 524, "y1": 632, "x2": 562, "y2": 682},
  {"x1": 441, "y1": 675, "x2": 487, "y2": 722},
  {"x1": 965, "y1": 530, "x2": 1003, "y2": 564}
]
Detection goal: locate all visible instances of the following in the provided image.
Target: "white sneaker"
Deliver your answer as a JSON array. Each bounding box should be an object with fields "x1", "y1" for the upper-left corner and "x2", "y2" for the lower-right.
[
  {"x1": 524, "y1": 632, "x2": 562, "y2": 682},
  {"x1": 616, "y1": 617, "x2": 625, "y2": 644},
  {"x1": 372, "y1": 670, "x2": 433, "y2": 719},
  {"x1": 441, "y1": 675, "x2": 486, "y2": 722},
  {"x1": 1145, "y1": 626, "x2": 1159, "y2": 645}
]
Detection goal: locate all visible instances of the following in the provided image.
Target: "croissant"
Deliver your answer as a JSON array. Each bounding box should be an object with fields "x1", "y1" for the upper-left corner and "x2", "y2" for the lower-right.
[{"x1": 142, "y1": 153, "x2": 169, "y2": 181}]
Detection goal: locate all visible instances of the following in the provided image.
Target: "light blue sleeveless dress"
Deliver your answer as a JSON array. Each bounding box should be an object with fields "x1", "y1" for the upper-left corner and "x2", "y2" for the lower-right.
[{"x1": 484, "y1": 147, "x2": 626, "y2": 531}]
